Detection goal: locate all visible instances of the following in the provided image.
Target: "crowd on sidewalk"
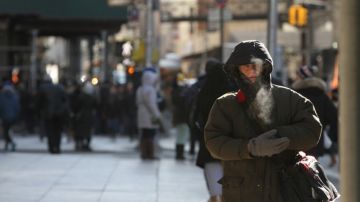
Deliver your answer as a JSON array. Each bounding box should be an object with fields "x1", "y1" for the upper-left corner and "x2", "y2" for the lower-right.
[{"x1": 0, "y1": 75, "x2": 138, "y2": 154}]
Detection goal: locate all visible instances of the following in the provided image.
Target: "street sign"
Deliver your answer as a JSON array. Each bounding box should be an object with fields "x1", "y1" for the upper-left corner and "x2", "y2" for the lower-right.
[
  {"x1": 207, "y1": 8, "x2": 232, "y2": 31},
  {"x1": 208, "y1": 8, "x2": 232, "y2": 22}
]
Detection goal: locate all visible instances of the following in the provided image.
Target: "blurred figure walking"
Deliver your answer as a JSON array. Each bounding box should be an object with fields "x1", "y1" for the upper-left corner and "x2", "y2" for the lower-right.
[
  {"x1": 136, "y1": 70, "x2": 162, "y2": 160},
  {"x1": 292, "y1": 65, "x2": 339, "y2": 166},
  {"x1": 72, "y1": 82, "x2": 97, "y2": 151},
  {"x1": 38, "y1": 76, "x2": 70, "y2": 154},
  {"x1": 105, "y1": 84, "x2": 122, "y2": 139},
  {"x1": 171, "y1": 73, "x2": 189, "y2": 160},
  {"x1": 195, "y1": 59, "x2": 232, "y2": 201},
  {"x1": 0, "y1": 81, "x2": 20, "y2": 151},
  {"x1": 123, "y1": 82, "x2": 138, "y2": 141}
]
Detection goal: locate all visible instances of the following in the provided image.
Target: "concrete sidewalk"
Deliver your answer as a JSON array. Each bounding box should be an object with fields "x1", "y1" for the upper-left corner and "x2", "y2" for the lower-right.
[{"x1": 0, "y1": 135, "x2": 208, "y2": 202}]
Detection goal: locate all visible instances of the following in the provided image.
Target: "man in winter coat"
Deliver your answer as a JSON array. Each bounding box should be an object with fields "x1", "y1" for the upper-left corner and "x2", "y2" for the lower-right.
[
  {"x1": 136, "y1": 69, "x2": 162, "y2": 160},
  {"x1": 204, "y1": 40, "x2": 322, "y2": 202}
]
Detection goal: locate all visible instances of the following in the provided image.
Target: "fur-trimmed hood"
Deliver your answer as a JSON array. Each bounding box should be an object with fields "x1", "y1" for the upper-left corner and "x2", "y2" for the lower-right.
[{"x1": 292, "y1": 77, "x2": 327, "y2": 92}]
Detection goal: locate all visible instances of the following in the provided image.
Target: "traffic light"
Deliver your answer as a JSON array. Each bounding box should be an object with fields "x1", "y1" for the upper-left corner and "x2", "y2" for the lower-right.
[
  {"x1": 127, "y1": 66, "x2": 135, "y2": 76},
  {"x1": 297, "y1": 6, "x2": 308, "y2": 26},
  {"x1": 288, "y1": 5, "x2": 297, "y2": 25},
  {"x1": 288, "y1": 5, "x2": 308, "y2": 27}
]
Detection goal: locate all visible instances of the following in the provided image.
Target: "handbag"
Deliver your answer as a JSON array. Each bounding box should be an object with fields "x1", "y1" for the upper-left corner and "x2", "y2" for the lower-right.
[{"x1": 280, "y1": 151, "x2": 340, "y2": 202}]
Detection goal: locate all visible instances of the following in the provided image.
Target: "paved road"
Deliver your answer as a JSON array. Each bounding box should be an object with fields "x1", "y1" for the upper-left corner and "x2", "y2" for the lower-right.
[{"x1": 0, "y1": 135, "x2": 340, "y2": 202}]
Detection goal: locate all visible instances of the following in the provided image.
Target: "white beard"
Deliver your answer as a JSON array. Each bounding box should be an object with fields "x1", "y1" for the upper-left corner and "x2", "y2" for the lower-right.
[{"x1": 247, "y1": 86, "x2": 274, "y2": 128}]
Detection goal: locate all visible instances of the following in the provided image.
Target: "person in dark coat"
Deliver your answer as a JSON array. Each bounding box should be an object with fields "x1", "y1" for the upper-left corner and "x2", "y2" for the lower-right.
[
  {"x1": 123, "y1": 82, "x2": 138, "y2": 140},
  {"x1": 38, "y1": 76, "x2": 70, "y2": 154},
  {"x1": 72, "y1": 82, "x2": 97, "y2": 151},
  {"x1": 0, "y1": 83, "x2": 20, "y2": 151},
  {"x1": 204, "y1": 40, "x2": 322, "y2": 202},
  {"x1": 292, "y1": 66, "x2": 338, "y2": 166},
  {"x1": 181, "y1": 75, "x2": 206, "y2": 156},
  {"x1": 105, "y1": 84, "x2": 121, "y2": 139},
  {"x1": 171, "y1": 74, "x2": 189, "y2": 160},
  {"x1": 195, "y1": 58, "x2": 232, "y2": 202}
]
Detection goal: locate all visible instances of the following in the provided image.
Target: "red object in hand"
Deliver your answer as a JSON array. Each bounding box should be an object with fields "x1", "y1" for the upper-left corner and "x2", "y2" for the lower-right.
[{"x1": 236, "y1": 90, "x2": 246, "y2": 103}]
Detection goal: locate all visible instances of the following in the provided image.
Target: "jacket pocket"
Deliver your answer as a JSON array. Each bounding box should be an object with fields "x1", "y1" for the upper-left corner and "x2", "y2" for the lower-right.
[
  {"x1": 218, "y1": 176, "x2": 244, "y2": 188},
  {"x1": 219, "y1": 177, "x2": 244, "y2": 202}
]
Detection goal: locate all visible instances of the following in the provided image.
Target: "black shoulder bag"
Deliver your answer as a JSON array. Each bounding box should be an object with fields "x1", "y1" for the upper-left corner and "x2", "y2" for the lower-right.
[{"x1": 280, "y1": 151, "x2": 340, "y2": 202}]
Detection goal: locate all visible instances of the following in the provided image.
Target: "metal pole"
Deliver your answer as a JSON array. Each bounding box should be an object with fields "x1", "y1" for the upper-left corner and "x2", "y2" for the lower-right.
[
  {"x1": 301, "y1": 28, "x2": 306, "y2": 65},
  {"x1": 306, "y1": 9, "x2": 313, "y2": 68},
  {"x1": 30, "y1": 29, "x2": 38, "y2": 93},
  {"x1": 267, "y1": 0, "x2": 278, "y2": 74},
  {"x1": 145, "y1": 0, "x2": 153, "y2": 67},
  {"x1": 88, "y1": 37, "x2": 94, "y2": 77},
  {"x1": 101, "y1": 30, "x2": 108, "y2": 81},
  {"x1": 220, "y1": 5, "x2": 224, "y2": 62},
  {"x1": 340, "y1": 0, "x2": 360, "y2": 201}
]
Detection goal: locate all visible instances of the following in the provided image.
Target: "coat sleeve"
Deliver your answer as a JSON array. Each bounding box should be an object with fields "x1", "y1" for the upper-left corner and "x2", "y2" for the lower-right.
[
  {"x1": 204, "y1": 99, "x2": 252, "y2": 160},
  {"x1": 276, "y1": 91, "x2": 322, "y2": 151}
]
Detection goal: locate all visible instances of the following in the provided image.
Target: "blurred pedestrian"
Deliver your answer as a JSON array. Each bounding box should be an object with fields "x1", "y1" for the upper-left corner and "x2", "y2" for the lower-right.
[
  {"x1": 195, "y1": 58, "x2": 232, "y2": 202},
  {"x1": 292, "y1": 65, "x2": 338, "y2": 166},
  {"x1": 136, "y1": 70, "x2": 162, "y2": 160},
  {"x1": 72, "y1": 81, "x2": 97, "y2": 151},
  {"x1": 171, "y1": 73, "x2": 189, "y2": 160},
  {"x1": 182, "y1": 84, "x2": 202, "y2": 156},
  {"x1": 105, "y1": 84, "x2": 121, "y2": 139},
  {"x1": 23, "y1": 92, "x2": 37, "y2": 134},
  {"x1": 38, "y1": 75, "x2": 70, "y2": 154},
  {"x1": 204, "y1": 40, "x2": 322, "y2": 201},
  {"x1": 123, "y1": 82, "x2": 138, "y2": 141},
  {"x1": 0, "y1": 82, "x2": 20, "y2": 151},
  {"x1": 96, "y1": 81, "x2": 111, "y2": 135}
]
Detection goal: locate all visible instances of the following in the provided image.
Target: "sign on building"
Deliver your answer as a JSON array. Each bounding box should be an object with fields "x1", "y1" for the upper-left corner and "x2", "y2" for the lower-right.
[{"x1": 207, "y1": 8, "x2": 232, "y2": 31}]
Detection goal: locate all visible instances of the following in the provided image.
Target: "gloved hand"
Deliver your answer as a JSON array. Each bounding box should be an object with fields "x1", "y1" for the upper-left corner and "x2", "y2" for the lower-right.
[{"x1": 247, "y1": 129, "x2": 290, "y2": 157}]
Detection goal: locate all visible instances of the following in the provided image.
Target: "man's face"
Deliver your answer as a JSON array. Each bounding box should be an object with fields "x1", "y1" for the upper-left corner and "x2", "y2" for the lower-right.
[{"x1": 238, "y1": 63, "x2": 261, "y2": 83}]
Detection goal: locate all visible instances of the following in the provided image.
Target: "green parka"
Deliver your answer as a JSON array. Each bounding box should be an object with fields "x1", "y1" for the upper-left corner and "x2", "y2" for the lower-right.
[{"x1": 204, "y1": 85, "x2": 322, "y2": 202}]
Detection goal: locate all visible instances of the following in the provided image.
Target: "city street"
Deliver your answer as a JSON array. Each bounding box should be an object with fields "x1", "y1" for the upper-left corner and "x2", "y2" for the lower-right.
[
  {"x1": 0, "y1": 134, "x2": 340, "y2": 202},
  {"x1": 0, "y1": 0, "x2": 356, "y2": 201}
]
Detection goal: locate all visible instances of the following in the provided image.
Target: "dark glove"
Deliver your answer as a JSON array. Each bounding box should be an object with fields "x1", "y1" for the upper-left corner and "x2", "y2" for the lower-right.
[{"x1": 247, "y1": 129, "x2": 290, "y2": 157}]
